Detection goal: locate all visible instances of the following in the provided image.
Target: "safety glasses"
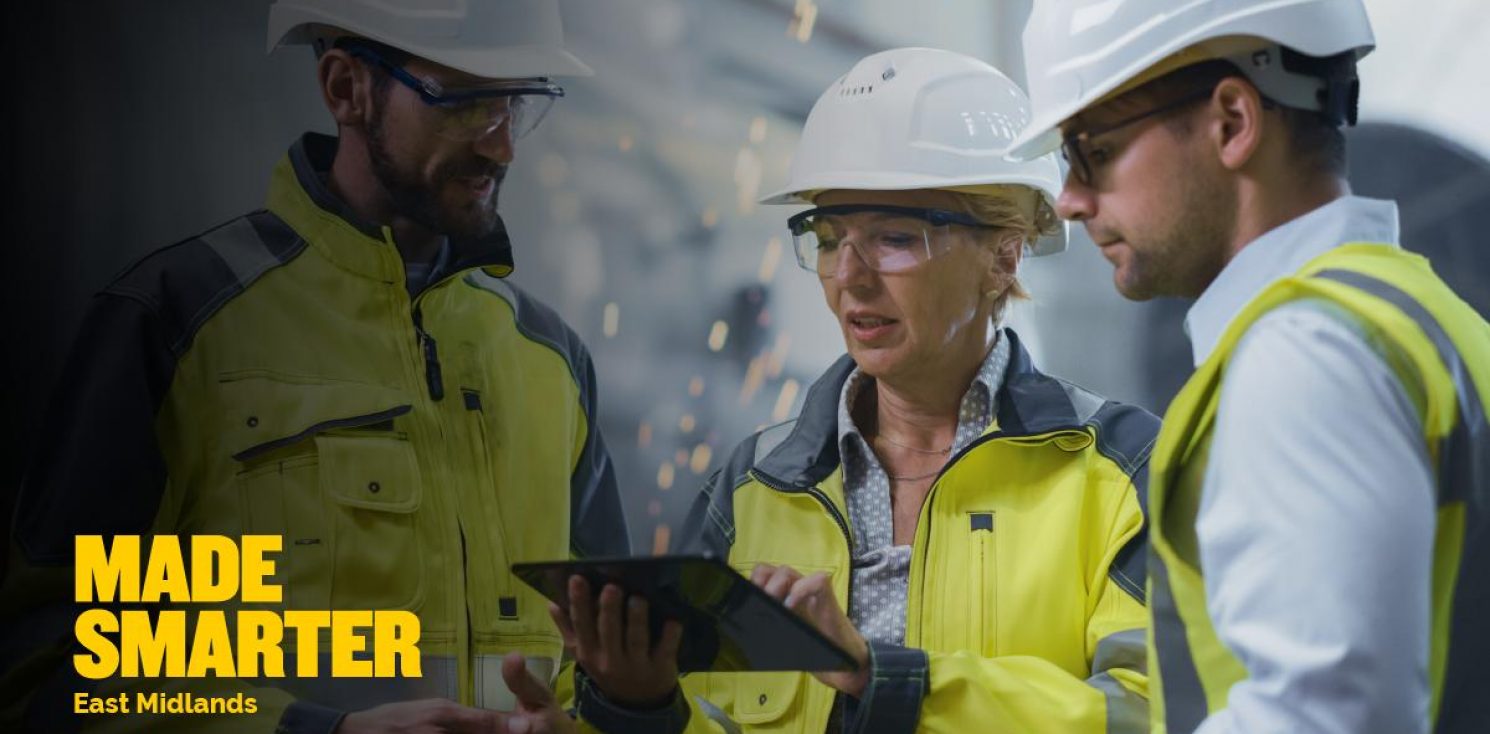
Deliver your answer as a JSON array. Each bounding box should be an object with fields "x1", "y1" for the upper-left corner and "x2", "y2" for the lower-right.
[
  {"x1": 1060, "y1": 88, "x2": 1214, "y2": 186},
  {"x1": 338, "y1": 39, "x2": 564, "y2": 141},
  {"x1": 786, "y1": 204, "x2": 1003, "y2": 277}
]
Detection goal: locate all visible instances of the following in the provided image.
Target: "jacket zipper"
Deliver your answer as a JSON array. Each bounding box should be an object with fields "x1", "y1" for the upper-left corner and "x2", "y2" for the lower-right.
[
  {"x1": 406, "y1": 246, "x2": 472, "y2": 404},
  {"x1": 412, "y1": 306, "x2": 445, "y2": 401},
  {"x1": 912, "y1": 426, "x2": 1092, "y2": 629},
  {"x1": 400, "y1": 257, "x2": 465, "y2": 698},
  {"x1": 751, "y1": 466, "x2": 858, "y2": 718}
]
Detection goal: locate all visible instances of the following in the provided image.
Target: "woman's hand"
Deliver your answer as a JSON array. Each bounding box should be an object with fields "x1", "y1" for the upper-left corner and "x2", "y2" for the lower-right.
[
  {"x1": 547, "y1": 575, "x2": 684, "y2": 708},
  {"x1": 750, "y1": 563, "x2": 871, "y2": 697}
]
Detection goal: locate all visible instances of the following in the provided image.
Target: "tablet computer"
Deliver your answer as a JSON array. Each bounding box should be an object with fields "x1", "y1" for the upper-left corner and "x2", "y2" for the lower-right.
[{"x1": 511, "y1": 555, "x2": 858, "y2": 673}]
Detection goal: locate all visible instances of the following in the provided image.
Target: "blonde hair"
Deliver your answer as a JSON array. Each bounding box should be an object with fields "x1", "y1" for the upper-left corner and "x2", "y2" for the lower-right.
[{"x1": 946, "y1": 185, "x2": 1060, "y2": 322}]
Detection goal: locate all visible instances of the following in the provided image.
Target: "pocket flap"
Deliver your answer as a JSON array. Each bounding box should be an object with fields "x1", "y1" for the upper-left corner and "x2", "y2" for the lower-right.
[
  {"x1": 317, "y1": 434, "x2": 422, "y2": 513},
  {"x1": 219, "y1": 373, "x2": 411, "y2": 461},
  {"x1": 732, "y1": 671, "x2": 803, "y2": 723}
]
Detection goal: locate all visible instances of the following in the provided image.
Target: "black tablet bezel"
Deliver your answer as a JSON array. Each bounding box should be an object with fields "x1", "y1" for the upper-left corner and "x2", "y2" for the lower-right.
[{"x1": 511, "y1": 554, "x2": 859, "y2": 673}]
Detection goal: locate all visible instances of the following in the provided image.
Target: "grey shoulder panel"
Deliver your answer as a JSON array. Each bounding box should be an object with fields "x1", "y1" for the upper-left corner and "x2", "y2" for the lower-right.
[
  {"x1": 461, "y1": 273, "x2": 629, "y2": 558},
  {"x1": 1086, "y1": 399, "x2": 1160, "y2": 484},
  {"x1": 1059, "y1": 379, "x2": 1108, "y2": 427},
  {"x1": 464, "y1": 272, "x2": 594, "y2": 409},
  {"x1": 751, "y1": 355, "x2": 854, "y2": 486},
  {"x1": 1087, "y1": 398, "x2": 1161, "y2": 605},
  {"x1": 104, "y1": 210, "x2": 307, "y2": 359},
  {"x1": 674, "y1": 431, "x2": 765, "y2": 557},
  {"x1": 16, "y1": 211, "x2": 305, "y2": 566},
  {"x1": 753, "y1": 419, "x2": 799, "y2": 466}
]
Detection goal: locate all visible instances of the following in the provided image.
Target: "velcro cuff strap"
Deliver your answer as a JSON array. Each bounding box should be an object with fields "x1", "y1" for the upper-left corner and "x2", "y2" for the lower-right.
[
  {"x1": 575, "y1": 669, "x2": 690, "y2": 734},
  {"x1": 843, "y1": 641, "x2": 928, "y2": 734}
]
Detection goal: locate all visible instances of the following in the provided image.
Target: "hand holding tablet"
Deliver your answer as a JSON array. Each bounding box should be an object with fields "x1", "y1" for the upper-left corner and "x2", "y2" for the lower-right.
[{"x1": 511, "y1": 555, "x2": 859, "y2": 678}]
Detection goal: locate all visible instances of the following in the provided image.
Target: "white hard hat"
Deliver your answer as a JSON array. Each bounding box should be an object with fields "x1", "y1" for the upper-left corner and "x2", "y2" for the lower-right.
[
  {"x1": 763, "y1": 47, "x2": 1068, "y2": 257},
  {"x1": 1008, "y1": 0, "x2": 1375, "y2": 161},
  {"x1": 267, "y1": 0, "x2": 593, "y2": 78}
]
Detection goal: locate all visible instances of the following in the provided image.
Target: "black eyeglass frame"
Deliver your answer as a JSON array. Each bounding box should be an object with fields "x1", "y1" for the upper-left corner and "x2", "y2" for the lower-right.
[
  {"x1": 786, "y1": 204, "x2": 998, "y2": 236},
  {"x1": 1059, "y1": 88, "x2": 1219, "y2": 186},
  {"x1": 334, "y1": 38, "x2": 565, "y2": 107},
  {"x1": 786, "y1": 204, "x2": 1011, "y2": 276}
]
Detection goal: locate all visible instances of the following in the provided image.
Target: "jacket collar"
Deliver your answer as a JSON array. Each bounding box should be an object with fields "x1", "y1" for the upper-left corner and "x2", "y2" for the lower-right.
[
  {"x1": 266, "y1": 132, "x2": 516, "y2": 284},
  {"x1": 754, "y1": 328, "x2": 1103, "y2": 487}
]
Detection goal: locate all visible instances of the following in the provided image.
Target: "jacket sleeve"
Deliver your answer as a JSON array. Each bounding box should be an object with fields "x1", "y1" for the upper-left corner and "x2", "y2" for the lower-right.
[
  {"x1": 1, "y1": 291, "x2": 177, "y2": 731},
  {"x1": 571, "y1": 465, "x2": 740, "y2": 734},
  {"x1": 0, "y1": 292, "x2": 336, "y2": 734},
  {"x1": 847, "y1": 480, "x2": 1150, "y2": 734},
  {"x1": 567, "y1": 331, "x2": 631, "y2": 560}
]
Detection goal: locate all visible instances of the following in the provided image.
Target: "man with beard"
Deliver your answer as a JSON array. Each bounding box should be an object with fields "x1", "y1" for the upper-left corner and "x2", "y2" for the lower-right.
[
  {"x1": 1010, "y1": 1, "x2": 1490, "y2": 732},
  {"x1": 1, "y1": 2, "x2": 628, "y2": 733}
]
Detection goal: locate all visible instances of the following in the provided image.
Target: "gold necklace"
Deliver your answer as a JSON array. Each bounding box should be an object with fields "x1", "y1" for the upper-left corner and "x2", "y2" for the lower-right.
[
  {"x1": 872, "y1": 435, "x2": 950, "y2": 481},
  {"x1": 885, "y1": 465, "x2": 943, "y2": 482},
  {"x1": 875, "y1": 432, "x2": 951, "y2": 455}
]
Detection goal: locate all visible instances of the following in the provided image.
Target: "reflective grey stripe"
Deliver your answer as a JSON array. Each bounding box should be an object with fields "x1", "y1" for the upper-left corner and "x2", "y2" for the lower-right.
[
  {"x1": 1092, "y1": 628, "x2": 1147, "y2": 678},
  {"x1": 475, "y1": 654, "x2": 557, "y2": 711},
  {"x1": 1313, "y1": 269, "x2": 1488, "y2": 506},
  {"x1": 691, "y1": 695, "x2": 742, "y2": 734},
  {"x1": 1149, "y1": 555, "x2": 1208, "y2": 733},
  {"x1": 1061, "y1": 380, "x2": 1108, "y2": 426},
  {"x1": 201, "y1": 216, "x2": 285, "y2": 289},
  {"x1": 753, "y1": 420, "x2": 797, "y2": 465},
  {"x1": 1086, "y1": 628, "x2": 1149, "y2": 733},
  {"x1": 1090, "y1": 400, "x2": 1160, "y2": 604},
  {"x1": 1312, "y1": 268, "x2": 1490, "y2": 733}
]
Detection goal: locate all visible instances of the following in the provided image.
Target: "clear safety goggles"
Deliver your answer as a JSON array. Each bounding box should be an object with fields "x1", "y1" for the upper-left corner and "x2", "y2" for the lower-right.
[
  {"x1": 340, "y1": 39, "x2": 564, "y2": 141},
  {"x1": 786, "y1": 204, "x2": 1004, "y2": 277}
]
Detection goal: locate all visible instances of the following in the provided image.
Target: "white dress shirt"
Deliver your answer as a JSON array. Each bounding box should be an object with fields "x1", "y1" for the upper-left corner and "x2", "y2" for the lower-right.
[{"x1": 1184, "y1": 196, "x2": 1436, "y2": 733}]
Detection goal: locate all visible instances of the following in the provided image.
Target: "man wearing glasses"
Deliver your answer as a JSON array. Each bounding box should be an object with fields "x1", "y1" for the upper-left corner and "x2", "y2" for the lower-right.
[
  {"x1": 1011, "y1": 1, "x2": 1490, "y2": 732},
  {"x1": 3, "y1": 2, "x2": 628, "y2": 732}
]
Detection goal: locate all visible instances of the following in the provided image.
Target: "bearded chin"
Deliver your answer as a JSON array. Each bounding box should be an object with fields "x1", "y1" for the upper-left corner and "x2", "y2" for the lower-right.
[{"x1": 367, "y1": 107, "x2": 502, "y2": 241}]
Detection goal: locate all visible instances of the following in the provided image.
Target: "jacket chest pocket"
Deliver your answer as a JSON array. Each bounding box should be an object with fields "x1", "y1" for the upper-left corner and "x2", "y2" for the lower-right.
[
  {"x1": 964, "y1": 511, "x2": 998, "y2": 658},
  {"x1": 224, "y1": 375, "x2": 423, "y2": 612},
  {"x1": 926, "y1": 510, "x2": 1000, "y2": 656}
]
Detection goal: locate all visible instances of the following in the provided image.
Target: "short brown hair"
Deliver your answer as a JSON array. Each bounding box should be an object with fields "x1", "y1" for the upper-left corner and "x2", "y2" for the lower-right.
[{"x1": 1139, "y1": 59, "x2": 1348, "y2": 177}]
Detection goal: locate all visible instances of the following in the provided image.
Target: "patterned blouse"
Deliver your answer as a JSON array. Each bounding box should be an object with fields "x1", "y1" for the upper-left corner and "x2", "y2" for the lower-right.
[{"x1": 835, "y1": 331, "x2": 1011, "y2": 645}]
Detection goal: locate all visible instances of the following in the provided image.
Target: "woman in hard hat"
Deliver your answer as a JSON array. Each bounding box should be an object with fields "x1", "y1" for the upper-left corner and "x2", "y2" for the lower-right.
[{"x1": 557, "y1": 48, "x2": 1159, "y2": 733}]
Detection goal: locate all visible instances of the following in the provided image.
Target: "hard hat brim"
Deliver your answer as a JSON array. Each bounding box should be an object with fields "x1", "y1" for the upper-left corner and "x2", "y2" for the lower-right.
[
  {"x1": 1006, "y1": 123, "x2": 1066, "y2": 163},
  {"x1": 410, "y1": 43, "x2": 594, "y2": 79},
  {"x1": 759, "y1": 171, "x2": 1062, "y2": 206},
  {"x1": 267, "y1": 7, "x2": 594, "y2": 79}
]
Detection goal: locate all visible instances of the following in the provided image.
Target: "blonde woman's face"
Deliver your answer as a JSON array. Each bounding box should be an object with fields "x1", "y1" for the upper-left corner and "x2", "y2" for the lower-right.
[{"x1": 813, "y1": 189, "x2": 1014, "y2": 387}]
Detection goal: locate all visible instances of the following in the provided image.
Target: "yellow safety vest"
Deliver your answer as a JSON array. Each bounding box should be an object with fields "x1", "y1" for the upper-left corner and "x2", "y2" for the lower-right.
[{"x1": 1148, "y1": 244, "x2": 1490, "y2": 733}]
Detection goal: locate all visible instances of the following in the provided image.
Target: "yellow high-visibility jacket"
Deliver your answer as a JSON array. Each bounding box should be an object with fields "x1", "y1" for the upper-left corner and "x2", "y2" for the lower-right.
[
  {"x1": 1148, "y1": 244, "x2": 1490, "y2": 733},
  {"x1": 575, "y1": 331, "x2": 1156, "y2": 733},
  {"x1": 1, "y1": 133, "x2": 629, "y2": 733}
]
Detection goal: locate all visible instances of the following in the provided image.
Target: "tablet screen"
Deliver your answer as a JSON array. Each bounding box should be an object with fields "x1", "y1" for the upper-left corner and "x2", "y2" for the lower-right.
[{"x1": 512, "y1": 555, "x2": 858, "y2": 673}]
